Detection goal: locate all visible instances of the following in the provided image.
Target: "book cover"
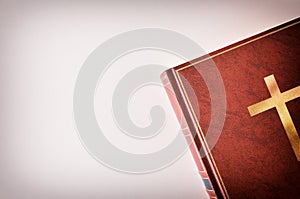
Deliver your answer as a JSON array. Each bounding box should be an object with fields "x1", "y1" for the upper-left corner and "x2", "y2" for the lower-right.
[{"x1": 161, "y1": 17, "x2": 300, "y2": 199}]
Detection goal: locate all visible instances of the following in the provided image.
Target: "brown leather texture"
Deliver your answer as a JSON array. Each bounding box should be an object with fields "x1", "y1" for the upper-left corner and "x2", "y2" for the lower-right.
[{"x1": 174, "y1": 18, "x2": 300, "y2": 199}]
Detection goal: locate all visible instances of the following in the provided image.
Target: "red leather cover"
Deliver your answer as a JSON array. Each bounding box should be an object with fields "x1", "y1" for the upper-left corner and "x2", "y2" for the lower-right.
[{"x1": 161, "y1": 17, "x2": 300, "y2": 199}]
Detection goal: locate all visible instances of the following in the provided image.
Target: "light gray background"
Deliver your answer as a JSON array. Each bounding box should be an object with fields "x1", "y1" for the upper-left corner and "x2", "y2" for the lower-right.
[{"x1": 0, "y1": 0, "x2": 299, "y2": 198}]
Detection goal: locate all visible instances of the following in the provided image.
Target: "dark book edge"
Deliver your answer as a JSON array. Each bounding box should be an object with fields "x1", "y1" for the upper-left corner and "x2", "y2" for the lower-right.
[
  {"x1": 160, "y1": 70, "x2": 225, "y2": 199},
  {"x1": 174, "y1": 16, "x2": 300, "y2": 72}
]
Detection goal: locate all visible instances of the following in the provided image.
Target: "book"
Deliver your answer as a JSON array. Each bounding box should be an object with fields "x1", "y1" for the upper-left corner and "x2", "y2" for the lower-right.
[{"x1": 161, "y1": 17, "x2": 300, "y2": 199}]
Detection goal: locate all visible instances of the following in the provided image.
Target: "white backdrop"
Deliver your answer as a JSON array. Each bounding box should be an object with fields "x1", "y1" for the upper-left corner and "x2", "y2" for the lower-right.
[{"x1": 0, "y1": 1, "x2": 299, "y2": 198}]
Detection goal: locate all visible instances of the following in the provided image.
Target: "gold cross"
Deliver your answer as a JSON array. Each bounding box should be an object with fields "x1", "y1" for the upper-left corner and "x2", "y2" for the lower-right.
[{"x1": 247, "y1": 74, "x2": 300, "y2": 161}]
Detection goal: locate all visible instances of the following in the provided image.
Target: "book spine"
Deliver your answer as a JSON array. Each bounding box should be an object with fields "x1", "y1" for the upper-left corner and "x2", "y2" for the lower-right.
[{"x1": 161, "y1": 70, "x2": 218, "y2": 199}]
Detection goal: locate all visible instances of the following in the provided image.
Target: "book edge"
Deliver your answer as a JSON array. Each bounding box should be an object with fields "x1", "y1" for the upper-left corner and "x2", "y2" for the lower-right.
[
  {"x1": 172, "y1": 69, "x2": 229, "y2": 199},
  {"x1": 174, "y1": 16, "x2": 300, "y2": 72},
  {"x1": 160, "y1": 69, "x2": 222, "y2": 199}
]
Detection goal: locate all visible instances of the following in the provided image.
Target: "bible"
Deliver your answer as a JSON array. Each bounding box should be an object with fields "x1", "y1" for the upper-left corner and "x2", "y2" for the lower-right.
[{"x1": 161, "y1": 17, "x2": 300, "y2": 198}]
